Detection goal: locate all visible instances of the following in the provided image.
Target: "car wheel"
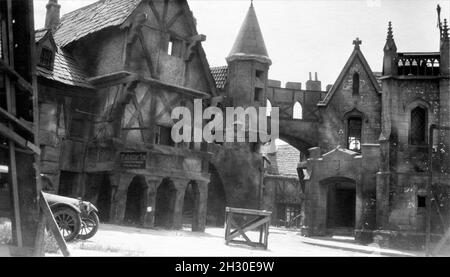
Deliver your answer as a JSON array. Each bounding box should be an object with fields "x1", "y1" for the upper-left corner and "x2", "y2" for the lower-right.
[
  {"x1": 53, "y1": 207, "x2": 81, "y2": 242},
  {"x1": 78, "y1": 211, "x2": 100, "y2": 240}
]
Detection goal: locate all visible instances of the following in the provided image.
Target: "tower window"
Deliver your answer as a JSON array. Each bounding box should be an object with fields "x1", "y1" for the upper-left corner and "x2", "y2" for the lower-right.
[
  {"x1": 40, "y1": 48, "x2": 53, "y2": 69},
  {"x1": 410, "y1": 106, "x2": 427, "y2": 145},
  {"x1": 256, "y1": 70, "x2": 264, "y2": 79},
  {"x1": 352, "y1": 72, "x2": 360, "y2": 96},
  {"x1": 347, "y1": 117, "x2": 362, "y2": 152},
  {"x1": 254, "y1": 87, "x2": 263, "y2": 102}
]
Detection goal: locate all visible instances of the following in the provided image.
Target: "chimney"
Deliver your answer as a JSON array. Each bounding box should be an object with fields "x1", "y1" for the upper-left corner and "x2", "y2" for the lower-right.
[
  {"x1": 306, "y1": 72, "x2": 322, "y2": 91},
  {"x1": 315, "y1": 72, "x2": 318, "y2": 81},
  {"x1": 45, "y1": 0, "x2": 60, "y2": 32}
]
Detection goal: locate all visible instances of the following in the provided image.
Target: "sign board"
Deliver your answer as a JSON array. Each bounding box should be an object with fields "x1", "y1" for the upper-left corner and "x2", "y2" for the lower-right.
[{"x1": 120, "y1": 152, "x2": 147, "y2": 169}]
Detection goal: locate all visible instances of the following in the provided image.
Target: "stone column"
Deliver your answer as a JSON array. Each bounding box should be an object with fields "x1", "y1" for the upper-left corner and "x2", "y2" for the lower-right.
[
  {"x1": 142, "y1": 177, "x2": 162, "y2": 228},
  {"x1": 108, "y1": 172, "x2": 134, "y2": 225},
  {"x1": 192, "y1": 181, "x2": 208, "y2": 232},
  {"x1": 172, "y1": 179, "x2": 187, "y2": 230}
]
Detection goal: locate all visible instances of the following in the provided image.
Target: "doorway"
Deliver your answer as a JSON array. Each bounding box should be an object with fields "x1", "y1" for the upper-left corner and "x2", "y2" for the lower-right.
[
  {"x1": 154, "y1": 178, "x2": 177, "y2": 228},
  {"x1": 326, "y1": 181, "x2": 356, "y2": 228},
  {"x1": 124, "y1": 175, "x2": 146, "y2": 225}
]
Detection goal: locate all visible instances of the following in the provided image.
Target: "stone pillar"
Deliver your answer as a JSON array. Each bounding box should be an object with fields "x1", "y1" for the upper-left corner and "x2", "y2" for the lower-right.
[
  {"x1": 143, "y1": 177, "x2": 162, "y2": 228},
  {"x1": 172, "y1": 179, "x2": 187, "y2": 230},
  {"x1": 192, "y1": 181, "x2": 208, "y2": 232},
  {"x1": 108, "y1": 172, "x2": 134, "y2": 225}
]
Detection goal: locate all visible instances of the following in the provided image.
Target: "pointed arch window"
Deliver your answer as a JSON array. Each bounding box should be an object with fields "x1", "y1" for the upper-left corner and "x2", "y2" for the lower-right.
[
  {"x1": 352, "y1": 72, "x2": 360, "y2": 96},
  {"x1": 410, "y1": 106, "x2": 427, "y2": 145},
  {"x1": 293, "y1": 102, "x2": 302, "y2": 119},
  {"x1": 266, "y1": 99, "x2": 272, "y2": 116},
  {"x1": 347, "y1": 117, "x2": 362, "y2": 152}
]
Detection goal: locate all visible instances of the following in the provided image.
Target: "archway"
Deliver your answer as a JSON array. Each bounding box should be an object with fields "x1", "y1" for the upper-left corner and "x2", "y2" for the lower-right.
[
  {"x1": 124, "y1": 175, "x2": 146, "y2": 226},
  {"x1": 207, "y1": 164, "x2": 226, "y2": 227},
  {"x1": 182, "y1": 182, "x2": 200, "y2": 229},
  {"x1": 155, "y1": 178, "x2": 177, "y2": 228},
  {"x1": 324, "y1": 177, "x2": 356, "y2": 229}
]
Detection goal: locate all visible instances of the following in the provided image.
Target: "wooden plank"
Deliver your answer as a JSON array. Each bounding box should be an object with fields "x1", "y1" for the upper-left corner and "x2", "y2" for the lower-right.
[
  {"x1": 226, "y1": 207, "x2": 272, "y2": 216},
  {"x1": 0, "y1": 99, "x2": 33, "y2": 133},
  {"x1": 0, "y1": 121, "x2": 40, "y2": 154},
  {"x1": 228, "y1": 217, "x2": 271, "y2": 241},
  {"x1": 32, "y1": 213, "x2": 46, "y2": 257},
  {"x1": 229, "y1": 216, "x2": 264, "y2": 237},
  {"x1": 147, "y1": 0, "x2": 163, "y2": 29},
  {"x1": 138, "y1": 29, "x2": 156, "y2": 78},
  {"x1": 228, "y1": 217, "x2": 252, "y2": 243},
  {"x1": 224, "y1": 211, "x2": 232, "y2": 244},
  {"x1": 166, "y1": 10, "x2": 184, "y2": 30},
  {"x1": 39, "y1": 192, "x2": 70, "y2": 257}
]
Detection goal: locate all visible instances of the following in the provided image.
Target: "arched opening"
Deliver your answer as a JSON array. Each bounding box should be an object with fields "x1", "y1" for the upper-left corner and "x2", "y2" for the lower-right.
[
  {"x1": 266, "y1": 99, "x2": 272, "y2": 116},
  {"x1": 347, "y1": 117, "x2": 362, "y2": 152},
  {"x1": 207, "y1": 164, "x2": 227, "y2": 227},
  {"x1": 124, "y1": 175, "x2": 146, "y2": 226},
  {"x1": 323, "y1": 177, "x2": 356, "y2": 229},
  {"x1": 410, "y1": 106, "x2": 427, "y2": 145},
  {"x1": 96, "y1": 173, "x2": 112, "y2": 223},
  {"x1": 352, "y1": 72, "x2": 360, "y2": 96},
  {"x1": 155, "y1": 178, "x2": 177, "y2": 228},
  {"x1": 182, "y1": 182, "x2": 199, "y2": 229},
  {"x1": 293, "y1": 102, "x2": 302, "y2": 119}
]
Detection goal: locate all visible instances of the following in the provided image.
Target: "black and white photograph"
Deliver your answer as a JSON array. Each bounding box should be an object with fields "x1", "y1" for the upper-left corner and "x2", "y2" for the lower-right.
[{"x1": 0, "y1": 0, "x2": 449, "y2": 266}]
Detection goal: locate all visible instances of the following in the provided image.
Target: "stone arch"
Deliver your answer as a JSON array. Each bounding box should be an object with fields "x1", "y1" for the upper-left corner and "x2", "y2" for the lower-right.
[
  {"x1": 182, "y1": 181, "x2": 200, "y2": 228},
  {"x1": 124, "y1": 175, "x2": 147, "y2": 225},
  {"x1": 293, "y1": 101, "x2": 302, "y2": 119},
  {"x1": 320, "y1": 177, "x2": 357, "y2": 229},
  {"x1": 154, "y1": 178, "x2": 177, "y2": 228},
  {"x1": 406, "y1": 99, "x2": 433, "y2": 146},
  {"x1": 207, "y1": 164, "x2": 227, "y2": 227}
]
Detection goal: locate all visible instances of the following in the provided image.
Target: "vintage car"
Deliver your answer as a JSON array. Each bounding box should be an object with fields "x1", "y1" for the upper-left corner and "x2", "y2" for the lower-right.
[{"x1": 43, "y1": 192, "x2": 100, "y2": 242}]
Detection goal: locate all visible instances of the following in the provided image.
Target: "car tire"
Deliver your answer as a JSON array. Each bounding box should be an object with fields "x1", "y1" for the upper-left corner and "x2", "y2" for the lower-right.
[
  {"x1": 78, "y1": 211, "x2": 100, "y2": 240},
  {"x1": 53, "y1": 207, "x2": 82, "y2": 242}
]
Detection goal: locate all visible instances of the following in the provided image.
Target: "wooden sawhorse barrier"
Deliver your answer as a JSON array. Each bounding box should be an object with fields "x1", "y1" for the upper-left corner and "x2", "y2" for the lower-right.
[{"x1": 224, "y1": 207, "x2": 271, "y2": 249}]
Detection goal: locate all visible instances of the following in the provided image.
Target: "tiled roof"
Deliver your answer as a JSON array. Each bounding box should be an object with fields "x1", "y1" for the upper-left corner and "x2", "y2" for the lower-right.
[
  {"x1": 275, "y1": 144, "x2": 300, "y2": 177},
  {"x1": 54, "y1": 0, "x2": 142, "y2": 47},
  {"x1": 210, "y1": 66, "x2": 228, "y2": 89},
  {"x1": 37, "y1": 48, "x2": 93, "y2": 89}
]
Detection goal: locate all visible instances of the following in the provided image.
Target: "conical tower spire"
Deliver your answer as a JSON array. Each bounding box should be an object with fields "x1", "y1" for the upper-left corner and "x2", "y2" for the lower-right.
[{"x1": 227, "y1": 2, "x2": 271, "y2": 65}]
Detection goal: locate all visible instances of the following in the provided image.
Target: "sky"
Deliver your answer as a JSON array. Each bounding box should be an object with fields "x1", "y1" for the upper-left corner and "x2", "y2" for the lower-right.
[{"x1": 33, "y1": 0, "x2": 450, "y2": 88}]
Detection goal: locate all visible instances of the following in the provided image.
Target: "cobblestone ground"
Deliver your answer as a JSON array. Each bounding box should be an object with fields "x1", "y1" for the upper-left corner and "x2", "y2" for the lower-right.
[{"x1": 63, "y1": 224, "x2": 384, "y2": 257}]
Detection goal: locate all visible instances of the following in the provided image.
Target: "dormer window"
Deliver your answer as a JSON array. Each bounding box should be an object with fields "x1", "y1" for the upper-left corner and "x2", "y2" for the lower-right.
[{"x1": 40, "y1": 47, "x2": 54, "y2": 69}]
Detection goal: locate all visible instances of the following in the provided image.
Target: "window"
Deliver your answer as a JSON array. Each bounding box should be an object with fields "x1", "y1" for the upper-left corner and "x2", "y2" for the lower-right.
[
  {"x1": 352, "y1": 73, "x2": 360, "y2": 96},
  {"x1": 40, "y1": 48, "x2": 53, "y2": 69},
  {"x1": 266, "y1": 99, "x2": 272, "y2": 116},
  {"x1": 155, "y1": 125, "x2": 174, "y2": 146},
  {"x1": 256, "y1": 70, "x2": 264, "y2": 79},
  {"x1": 167, "y1": 40, "x2": 173, "y2": 55},
  {"x1": 347, "y1": 117, "x2": 362, "y2": 152},
  {"x1": 418, "y1": 195, "x2": 426, "y2": 208},
  {"x1": 293, "y1": 102, "x2": 302, "y2": 119},
  {"x1": 410, "y1": 106, "x2": 427, "y2": 145},
  {"x1": 254, "y1": 87, "x2": 263, "y2": 102}
]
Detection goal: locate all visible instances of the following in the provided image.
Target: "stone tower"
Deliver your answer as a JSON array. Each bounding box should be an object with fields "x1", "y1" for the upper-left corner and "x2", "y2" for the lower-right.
[{"x1": 225, "y1": 2, "x2": 271, "y2": 108}]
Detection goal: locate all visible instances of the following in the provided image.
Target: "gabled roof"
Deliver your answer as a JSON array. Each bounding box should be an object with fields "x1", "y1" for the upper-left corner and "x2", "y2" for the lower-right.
[
  {"x1": 54, "y1": 0, "x2": 142, "y2": 47},
  {"x1": 210, "y1": 66, "x2": 228, "y2": 89},
  {"x1": 319, "y1": 45, "x2": 381, "y2": 106},
  {"x1": 227, "y1": 3, "x2": 270, "y2": 64},
  {"x1": 35, "y1": 29, "x2": 92, "y2": 89}
]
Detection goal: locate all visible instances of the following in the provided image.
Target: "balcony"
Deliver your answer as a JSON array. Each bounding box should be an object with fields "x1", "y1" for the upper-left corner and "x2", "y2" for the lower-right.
[{"x1": 396, "y1": 52, "x2": 440, "y2": 77}]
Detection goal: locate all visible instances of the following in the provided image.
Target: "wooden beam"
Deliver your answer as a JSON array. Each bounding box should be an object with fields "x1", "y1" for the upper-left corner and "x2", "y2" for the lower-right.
[
  {"x1": 0, "y1": 58, "x2": 33, "y2": 93},
  {"x1": 0, "y1": 106, "x2": 34, "y2": 134},
  {"x1": 0, "y1": 121, "x2": 41, "y2": 154},
  {"x1": 147, "y1": 0, "x2": 163, "y2": 29},
  {"x1": 166, "y1": 10, "x2": 184, "y2": 30},
  {"x1": 137, "y1": 29, "x2": 156, "y2": 78},
  {"x1": 162, "y1": 0, "x2": 169, "y2": 30}
]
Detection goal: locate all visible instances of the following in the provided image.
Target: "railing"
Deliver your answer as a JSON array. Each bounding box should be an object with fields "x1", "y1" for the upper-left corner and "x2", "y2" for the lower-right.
[{"x1": 396, "y1": 53, "x2": 440, "y2": 77}]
